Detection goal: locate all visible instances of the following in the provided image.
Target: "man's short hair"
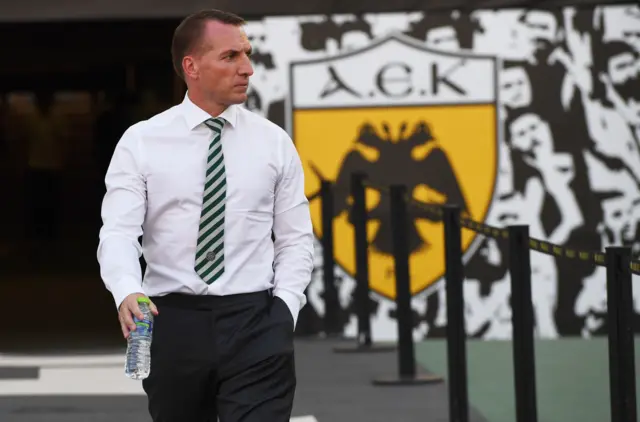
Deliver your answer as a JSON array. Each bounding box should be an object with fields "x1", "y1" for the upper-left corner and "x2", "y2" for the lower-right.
[{"x1": 171, "y1": 9, "x2": 246, "y2": 80}]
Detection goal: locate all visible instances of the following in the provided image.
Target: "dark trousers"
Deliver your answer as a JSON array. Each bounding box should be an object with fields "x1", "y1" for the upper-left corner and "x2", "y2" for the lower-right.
[{"x1": 143, "y1": 290, "x2": 296, "y2": 422}]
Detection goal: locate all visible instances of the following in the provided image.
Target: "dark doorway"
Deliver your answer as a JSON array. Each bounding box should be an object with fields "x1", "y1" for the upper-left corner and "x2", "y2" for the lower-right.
[{"x1": 0, "y1": 20, "x2": 183, "y2": 353}]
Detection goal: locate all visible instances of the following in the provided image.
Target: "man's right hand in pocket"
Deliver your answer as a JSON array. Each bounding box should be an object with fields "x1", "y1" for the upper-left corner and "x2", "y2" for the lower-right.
[{"x1": 118, "y1": 293, "x2": 159, "y2": 339}]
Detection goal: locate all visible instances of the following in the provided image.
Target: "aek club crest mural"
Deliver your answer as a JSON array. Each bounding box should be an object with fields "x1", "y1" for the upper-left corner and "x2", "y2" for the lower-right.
[
  {"x1": 243, "y1": 5, "x2": 640, "y2": 341},
  {"x1": 288, "y1": 34, "x2": 498, "y2": 300}
]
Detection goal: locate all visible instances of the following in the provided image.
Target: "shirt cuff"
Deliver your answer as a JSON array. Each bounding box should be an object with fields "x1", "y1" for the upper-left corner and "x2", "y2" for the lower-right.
[
  {"x1": 110, "y1": 277, "x2": 145, "y2": 310},
  {"x1": 274, "y1": 289, "x2": 302, "y2": 329}
]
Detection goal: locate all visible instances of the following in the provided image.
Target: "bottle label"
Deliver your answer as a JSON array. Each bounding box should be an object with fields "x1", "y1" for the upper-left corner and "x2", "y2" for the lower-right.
[{"x1": 132, "y1": 316, "x2": 153, "y2": 337}]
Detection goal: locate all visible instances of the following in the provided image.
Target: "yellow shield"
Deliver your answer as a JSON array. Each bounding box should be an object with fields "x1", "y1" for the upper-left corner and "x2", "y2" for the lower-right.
[{"x1": 287, "y1": 34, "x2": 498, "y2": 299}]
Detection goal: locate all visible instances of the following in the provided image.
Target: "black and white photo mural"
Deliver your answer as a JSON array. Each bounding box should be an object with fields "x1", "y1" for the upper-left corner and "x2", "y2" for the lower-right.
[{"x1": 243, "y1": 4, "x2": 640, "y2": 340}]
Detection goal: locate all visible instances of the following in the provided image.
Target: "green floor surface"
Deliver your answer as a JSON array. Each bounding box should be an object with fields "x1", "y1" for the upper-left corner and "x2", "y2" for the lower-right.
[{"x1": 415, "y1": 337, "x2": 639, "y2": 422}]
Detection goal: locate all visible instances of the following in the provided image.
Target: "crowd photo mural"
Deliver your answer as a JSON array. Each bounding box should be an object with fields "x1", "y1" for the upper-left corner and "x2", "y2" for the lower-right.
[{"x1": 241, "y1": 4, "x2": 640, "y2": 340}]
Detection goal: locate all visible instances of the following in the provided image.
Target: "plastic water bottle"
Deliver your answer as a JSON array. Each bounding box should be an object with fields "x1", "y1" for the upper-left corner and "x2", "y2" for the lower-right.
[{"x1": 125, "y1": 297, "x2": 154, "y2": 380}]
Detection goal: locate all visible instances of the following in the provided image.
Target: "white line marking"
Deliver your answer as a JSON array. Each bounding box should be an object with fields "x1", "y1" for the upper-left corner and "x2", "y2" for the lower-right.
[
  {"x1": 290, "y1": 417, "x2": 318, "y2": 422},
  {"x1": 0, "y1": 353, "x2": 124, "y2": 368},
  {"x1": 0, "y1": 367, "x2": 145, "y2": 395}
]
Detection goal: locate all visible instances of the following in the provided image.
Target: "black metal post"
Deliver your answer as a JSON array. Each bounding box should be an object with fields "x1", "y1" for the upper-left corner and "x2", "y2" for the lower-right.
[
  {"x1": 391, "y1": 184, "x2": 414, "y2": 377},
  {"x1": 334, "y1": 173, "x2": 395, "y2": 353},
  {"x1": 353, "y1": 172, "x2": 371, "y2": 346},
  {"x1": 320, "y1": 180, "x2": 341, "y2": 337},
  {"x1": 606, "y1": 247, "x2": 637, "y2": 422},
  {"x1": 508, "y1": 225, "x2": 537, "y2": 422},
  {"x1": 372, "y1": 185, "x2": 443, "y2": 386},
  {"x1": 443, "y1": 205, "x2": 468, "y2": 422}
]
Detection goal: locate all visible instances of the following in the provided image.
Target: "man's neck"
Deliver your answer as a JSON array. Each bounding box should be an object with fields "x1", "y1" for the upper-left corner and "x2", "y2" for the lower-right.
[{"x1": 187, "y1": 90, "x2": 228, "y2": 117}]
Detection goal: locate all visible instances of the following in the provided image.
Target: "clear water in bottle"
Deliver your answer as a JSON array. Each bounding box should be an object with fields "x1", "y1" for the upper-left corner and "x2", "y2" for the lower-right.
[{"x1": 125, "y1": 297, "x2": 154, "y2": 380}]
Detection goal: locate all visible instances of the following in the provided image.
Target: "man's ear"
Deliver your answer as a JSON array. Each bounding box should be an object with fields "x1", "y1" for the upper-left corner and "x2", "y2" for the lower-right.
[{"x1": 183, "y1": 56, "x2": 199, "y2": 80}]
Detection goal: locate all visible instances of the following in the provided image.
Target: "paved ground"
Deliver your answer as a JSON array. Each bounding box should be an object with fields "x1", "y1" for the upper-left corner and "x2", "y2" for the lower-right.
[
  {"x1": 0, "y1": 338, "x2": 488, "y2": 422},
  {"x1": 3, "y1": 329, "x2": 632, "y2": 422},
  {"x1": 291, "y1": 339, "x2": 487, "y2": 422}
]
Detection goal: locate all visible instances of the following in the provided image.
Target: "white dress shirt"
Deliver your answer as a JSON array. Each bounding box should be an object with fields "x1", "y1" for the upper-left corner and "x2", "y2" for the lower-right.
[{"x1": 97, "y1": 93, "x2": 314, "y2": 327}]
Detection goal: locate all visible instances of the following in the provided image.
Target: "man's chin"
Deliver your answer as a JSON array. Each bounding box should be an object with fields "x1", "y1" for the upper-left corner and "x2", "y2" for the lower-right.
[{"x1": 227, "y1": 93, "x2": 248, "y2": 105}]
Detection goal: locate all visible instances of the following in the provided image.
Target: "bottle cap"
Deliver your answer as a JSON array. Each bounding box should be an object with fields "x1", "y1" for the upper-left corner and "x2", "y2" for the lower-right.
[{"x1": 137, "y1": 297, "x2": 150, "y2": 304}]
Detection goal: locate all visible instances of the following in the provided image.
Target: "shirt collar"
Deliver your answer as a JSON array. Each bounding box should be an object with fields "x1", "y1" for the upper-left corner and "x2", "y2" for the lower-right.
[{"x1": 180, "y1": 92, "x2": 238, "y2": 131}]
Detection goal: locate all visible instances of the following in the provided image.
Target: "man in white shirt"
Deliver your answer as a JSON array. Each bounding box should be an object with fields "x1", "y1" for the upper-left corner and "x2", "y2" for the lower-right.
[{"x1": 97, "y1": 9, "x2": 314, "y2": 422}]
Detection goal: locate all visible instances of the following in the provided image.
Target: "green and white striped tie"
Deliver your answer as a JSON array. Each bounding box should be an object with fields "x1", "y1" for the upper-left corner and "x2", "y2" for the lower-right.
[{"x1": 195, "y1": 117, "x2": 226, "y2": 284}]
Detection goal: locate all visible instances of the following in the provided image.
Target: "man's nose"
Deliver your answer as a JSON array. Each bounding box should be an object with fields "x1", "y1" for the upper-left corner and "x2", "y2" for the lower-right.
[{"x1": 239, "y1": 56, "x2": 254, "y2": 77}]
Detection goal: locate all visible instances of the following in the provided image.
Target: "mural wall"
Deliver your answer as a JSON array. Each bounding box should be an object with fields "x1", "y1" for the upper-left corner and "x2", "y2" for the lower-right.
[{"x1": 242, "y1": 5, "x2": 640, "y2": 340}]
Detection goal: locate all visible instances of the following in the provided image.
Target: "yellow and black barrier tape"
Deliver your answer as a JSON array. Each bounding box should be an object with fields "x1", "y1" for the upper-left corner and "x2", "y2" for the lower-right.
[
  {"x1": 407, "y1": 193, "x2": 640, "y2": 274},
  {"x1": 459, "y1": 217, "x2": 509, "y2": 239},
  {"x1": 335, "y1": 180, "x2": 640, "y2": 275},
  {"x1": 526, "y1": 238, "x2": 607, "y2": 267}
]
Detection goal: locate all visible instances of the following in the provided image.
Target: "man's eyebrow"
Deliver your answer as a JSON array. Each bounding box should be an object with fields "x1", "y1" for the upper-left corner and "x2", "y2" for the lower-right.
[
  {"x1": 219, "y1": 47, "x2": 252, "y2": 57},
  {"x1": 219, "y1": 49, "x2": 238, "y2": 57}
]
